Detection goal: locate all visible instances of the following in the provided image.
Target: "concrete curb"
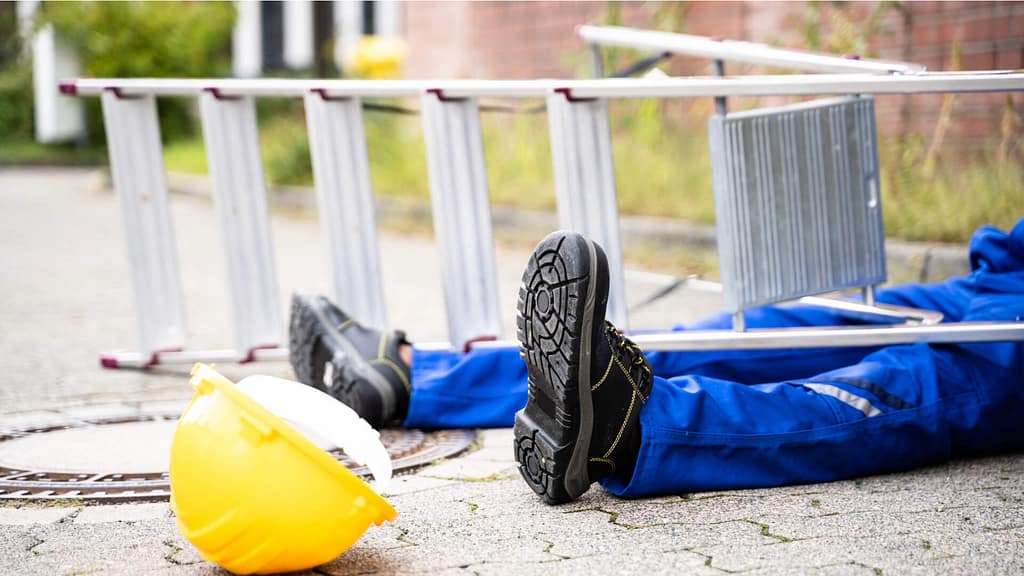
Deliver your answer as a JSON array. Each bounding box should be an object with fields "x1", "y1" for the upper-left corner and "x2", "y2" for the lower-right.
[{"x1": 164, "y1": 172, "x2": 970, "y2": 284}]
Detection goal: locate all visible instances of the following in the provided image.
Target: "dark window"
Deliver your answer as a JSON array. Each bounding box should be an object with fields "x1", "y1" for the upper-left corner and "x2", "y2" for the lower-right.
[
  {"x1": 361, "y1": 1, "x2": 376, "y2": 35},
  {"x1": 313, "y1": 0, "x2": 336, "y2": 76},
  {"x1": 261, "y1": 0, "x2": 284, "y2": 71}
]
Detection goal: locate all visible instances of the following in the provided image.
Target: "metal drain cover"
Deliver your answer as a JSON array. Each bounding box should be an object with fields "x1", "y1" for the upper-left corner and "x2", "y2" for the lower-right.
[{"x1": 0, "y1": 413, "x2": 475, "y2": 502}]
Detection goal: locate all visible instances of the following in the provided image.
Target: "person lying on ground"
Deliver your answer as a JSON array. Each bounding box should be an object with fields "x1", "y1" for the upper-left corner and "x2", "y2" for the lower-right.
[{"x1": 288, "y1": 218, "x2": 1024, "y2": 504}]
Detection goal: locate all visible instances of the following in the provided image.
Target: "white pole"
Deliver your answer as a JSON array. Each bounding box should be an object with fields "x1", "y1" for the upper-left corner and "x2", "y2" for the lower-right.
[
  {"x1": 32, "y1": 24, "x2": 85, "y2": 143},
  {"x1": 283, "y1": 0, "x2": 314, "y2": 70},
  {"x1": 335, "y1": 0, "x2": 362, "y2": 72},
  {"x1": 376, "y1": 0, "x2": 403, "y2": 37},
  {"x1": 232, "y1": 0, "x2": 262, "y2": 78}
]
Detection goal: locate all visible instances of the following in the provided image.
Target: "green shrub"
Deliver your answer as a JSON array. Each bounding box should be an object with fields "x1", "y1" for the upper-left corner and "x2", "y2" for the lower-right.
[
  {"x1": 0, "y1": 60, "x2": 34, "y2": 141},
  {"x1": 36, "y1": 1, "x2": 236, "y2": 142}
]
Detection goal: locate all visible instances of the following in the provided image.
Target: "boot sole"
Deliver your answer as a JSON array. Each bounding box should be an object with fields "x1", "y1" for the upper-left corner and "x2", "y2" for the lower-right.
[
  {"x1": 288, "y1": 294, "x2": 396, "y2": 426},
  {"x1": 514, "y1": 233, "x2": 598, "y2": 504}
]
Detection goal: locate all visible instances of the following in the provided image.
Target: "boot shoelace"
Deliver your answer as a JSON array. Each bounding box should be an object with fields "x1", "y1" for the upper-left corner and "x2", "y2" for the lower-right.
[{"x1": 604, "y1": 321, "x2": 652, "y2": 393}]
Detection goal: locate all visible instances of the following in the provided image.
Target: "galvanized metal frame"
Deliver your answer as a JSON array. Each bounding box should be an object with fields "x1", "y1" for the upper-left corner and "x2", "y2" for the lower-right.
[
  {"x1": 68, "y1": 67, "x2": 1024, "y2": 366},
  {"x1": 708, "y1": 96, "x2": 887, "y2": 314}
]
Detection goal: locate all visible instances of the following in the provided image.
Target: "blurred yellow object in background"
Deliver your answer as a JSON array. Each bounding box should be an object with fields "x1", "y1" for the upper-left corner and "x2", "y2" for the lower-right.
[
  {"x1": 351, "y1": 36, "x2": 407, "y2": 79},
  {"x1": 170, "y1": 364, "x2": 397, "y2": 575}
]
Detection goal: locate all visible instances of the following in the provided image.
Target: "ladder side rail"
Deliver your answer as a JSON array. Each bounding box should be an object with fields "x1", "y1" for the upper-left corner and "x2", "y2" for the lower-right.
[
  {"x1": 99, "y1": 91, "x2": 187, "y2": 362},
  {"x1": 199, "y1": 92, "x2": 283, "y2": 358},
  {"x1": 577, "y1": 25, "x2": 925, "y2": 75},
  {"x1": 303, "y1": 92, "x2": 388, "y2": 330}
]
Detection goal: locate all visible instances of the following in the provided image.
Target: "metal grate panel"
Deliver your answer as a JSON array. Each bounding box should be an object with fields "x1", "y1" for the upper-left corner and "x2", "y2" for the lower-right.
[{"x1": 709, "y1": 96, "x2": 886, "y2": 312}]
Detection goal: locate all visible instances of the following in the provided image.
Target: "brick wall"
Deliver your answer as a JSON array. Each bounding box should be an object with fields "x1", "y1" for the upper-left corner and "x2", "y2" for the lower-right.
[{"x1": 402, "y1": 1, "x2": 1024, "y2": 147}]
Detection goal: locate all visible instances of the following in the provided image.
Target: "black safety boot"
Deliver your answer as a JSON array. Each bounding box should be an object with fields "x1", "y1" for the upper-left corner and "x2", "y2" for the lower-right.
[
  {"x1": 514, "y1": 231, "x2": 653, "y2": 505},
  {"x1": 289, "y1": 293, "x2": 411, "y2": 428}
]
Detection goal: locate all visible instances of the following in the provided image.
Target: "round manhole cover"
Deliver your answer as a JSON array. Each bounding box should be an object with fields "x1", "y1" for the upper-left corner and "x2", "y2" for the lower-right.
[{"x1": 0, "y1": 413, "x2": 475, "y2": 502}]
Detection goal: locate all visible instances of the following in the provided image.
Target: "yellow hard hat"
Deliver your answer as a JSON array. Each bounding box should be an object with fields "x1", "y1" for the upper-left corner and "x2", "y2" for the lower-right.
[
  {"x1": 170, "y1": 364, "x2": 397, "y2": 575},
  {"x1": 350, "y1": 36, "x2": 407, "y2": 79}
]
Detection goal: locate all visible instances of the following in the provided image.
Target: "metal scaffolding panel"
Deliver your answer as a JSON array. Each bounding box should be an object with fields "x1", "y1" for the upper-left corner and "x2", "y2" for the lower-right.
[
  {"x1": 709, "y1": 96, "x2": 886, "y2": 313},
  {"x1": 420, "y1": 91, "x2": 502, "y2": 350},
  {"x1": 304, "y1": 92, "x2": 388, "y2": 330},
  {"x1": 546, "y1": 89, "x2": 628, "y2": 329},
  {"x1": 99, "y1": 91, "x2": 187, "y2": 364},
  {"x1": 199, "y1": 91, "x2": 283, "y2": 358}
]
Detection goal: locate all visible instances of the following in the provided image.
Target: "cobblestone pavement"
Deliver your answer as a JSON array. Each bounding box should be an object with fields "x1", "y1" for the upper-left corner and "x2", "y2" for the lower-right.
[{"x1": 1, "y1": 167, "x2": 1022, "y2": 575}]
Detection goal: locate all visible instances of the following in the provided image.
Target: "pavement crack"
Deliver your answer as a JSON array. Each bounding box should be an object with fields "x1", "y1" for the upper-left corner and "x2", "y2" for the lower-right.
[
  {"x1": 653, "y1": 493, "x2": 732, "y2": 505},
  {"x1": 162, "y1": 539, "x2": 198, "y2": 566},
  {"x1": 564, "y1": 506, "x2": 687, "y2": 530},
  {"x1": 688, "y1": 549, "x2": 750, "y2": 574},
  {"x1": 420, "y1": 471, "x2": 518, "y2": 483},
  {"x1": 739, "y1": 519, "x2": 796, "y2": 543},
  {"x1": 55, "y1": 507, "x2": 83, "y2": 525},
  {"x1": 396, "y1": 527, "x2": 418, "y2": 547},
  {"x1": 26, "y1": 534, "x2": 45, "y2": 557},
  {"x1": 848, "y1": 560, "x2": 884, "y2": 575},
  {"x1": 535, "y1": 536, "x2": 570, "y2": 561},
  {"x1": 983, "y1": 524, "x2": 1024, "y2": 532}
]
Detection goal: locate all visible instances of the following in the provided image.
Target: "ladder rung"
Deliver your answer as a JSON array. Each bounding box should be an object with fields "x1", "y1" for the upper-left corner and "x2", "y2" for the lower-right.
[
  {"x1": 421, "y1": 91, "x2": 503, "y2": 350},
  {"x1": 100, "y1": 91, "x2": 187, "y2": 357},
  {"x1": 547, "y1": 91, "x2": 628, "y2": 329},
  {"x1": 304, "y1": 92, "x2": 388, "y2": 330},
  {"x1": 199, "y1": 92, "x2": 283, "y2": 353}
]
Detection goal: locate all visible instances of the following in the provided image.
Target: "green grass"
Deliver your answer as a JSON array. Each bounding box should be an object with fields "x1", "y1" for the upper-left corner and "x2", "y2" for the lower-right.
[
  {"x1": 149, "y1": 103, "x2": 1023, "y2": 245},
  {"x1": 0, "y1": 137, "x2": 106, "y2": 166}
]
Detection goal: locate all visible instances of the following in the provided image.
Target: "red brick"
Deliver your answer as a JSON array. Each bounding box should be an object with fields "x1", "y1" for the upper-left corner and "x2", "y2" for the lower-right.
[
  {"x1": 996, "y1": 46, "x2": 1024, "y2": 70},
  {"x1": 1012, "y1": 14, "x2": 1024, "y2": 36},
  {"x1": 960, "y1": 50, "x2": 997, "y2": 70},
  {"x1": 961, "y1": 15, "x2": 1003, "y2": 43}
]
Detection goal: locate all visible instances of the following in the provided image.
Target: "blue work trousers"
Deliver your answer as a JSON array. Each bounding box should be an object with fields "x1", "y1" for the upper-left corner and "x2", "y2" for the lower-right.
[{"x1": 405, "y1": 221, "x2": 1024, "y2": 496}]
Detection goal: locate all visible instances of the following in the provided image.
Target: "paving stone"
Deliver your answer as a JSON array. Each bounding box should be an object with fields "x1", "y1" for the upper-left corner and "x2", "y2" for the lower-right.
[
  {"x1": 476, "y1": 428, "x2": 515, "y2": 448},
  {"x1": 59, "y1": 403, "x2": 138, "y2": 420},
  {"x1": 416, "y1": 457, "x2": 518, "y2": 481},
  {"x1": 0, "y1": 506, "x2": 78, "y2": 525},
  {"x1": 380, "y1": 474, "x2": 457, "y2": 498},
  {"x1": 0, "y1": 168, "x2": 1020, "y2": 576},
  {"x1": 74, "y1": 503, "x2": 170, "y2": 524},
  {"x1": 0, "y1": 411, "x2": 65, "y2": 429}
]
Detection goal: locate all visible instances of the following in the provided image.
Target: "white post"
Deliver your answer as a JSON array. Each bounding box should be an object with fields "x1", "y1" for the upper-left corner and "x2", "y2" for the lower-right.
[
  {"x1": 283, "y1": 0, "x2": 314, "y2": 70},
  {"x1": 335, "y1": 0, "x2": 362, "y2": 72},
  {"x1": 375, "y1": 0, "x2": 403, "y2": 36},
  {"x1": 232, "y1": 0, "x2": 262, "y2": 78},
  {"x1": 31, "y1": 24, "x2": 85, "y2": 143}
]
